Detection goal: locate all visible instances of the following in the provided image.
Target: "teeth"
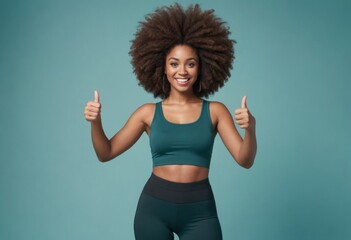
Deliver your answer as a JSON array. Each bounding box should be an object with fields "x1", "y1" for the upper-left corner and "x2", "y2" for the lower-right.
[{"x1": 176, "y1": 78, "x2": 189, "y2": 82}]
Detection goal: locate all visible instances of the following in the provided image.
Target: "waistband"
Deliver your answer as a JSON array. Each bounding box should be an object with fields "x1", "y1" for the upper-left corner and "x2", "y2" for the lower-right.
[{"x1": 142, "y1": 173, "x2": 214, "y2": 203}]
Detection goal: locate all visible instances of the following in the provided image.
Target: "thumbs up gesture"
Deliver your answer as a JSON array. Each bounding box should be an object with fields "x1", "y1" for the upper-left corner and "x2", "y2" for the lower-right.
[
  {"x1": 84, "y1": 90, "x2": 102, "y2": 122},
  {"x1": 234, "y1": 96, "x2": 255, "y2": 130}
]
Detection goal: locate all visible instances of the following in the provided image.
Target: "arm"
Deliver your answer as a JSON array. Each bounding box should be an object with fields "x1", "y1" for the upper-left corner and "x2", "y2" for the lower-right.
[
  {"x1": 212, "y1": 96, "x2": 257, "y2": 168},
  {"x1": 84, "y1": 91, "x2": 152, "y2": 162}
]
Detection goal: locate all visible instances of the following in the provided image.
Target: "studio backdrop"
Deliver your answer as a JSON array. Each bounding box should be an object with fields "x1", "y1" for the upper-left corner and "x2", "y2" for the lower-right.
[{"x1": 1, "y1": 0, "x2": 350, "y2": 239}]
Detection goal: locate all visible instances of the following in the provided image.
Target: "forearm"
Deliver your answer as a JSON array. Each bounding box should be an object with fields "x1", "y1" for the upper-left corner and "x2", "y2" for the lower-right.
[
  {"x1": 238, "y1": 127, "x2": 257, "y2": 168},
  {"x1": 91, "y1": 117, "x2": 111, "y2": 162}
]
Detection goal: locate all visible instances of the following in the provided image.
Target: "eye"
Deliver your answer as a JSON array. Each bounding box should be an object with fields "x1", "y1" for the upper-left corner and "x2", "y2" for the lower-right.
[
  {"x1": 188, "y1": 62, "x2": 197, "y2": 68},
  {"x1": 170, "y1": 62, "x2": 178, "y2": 67}
]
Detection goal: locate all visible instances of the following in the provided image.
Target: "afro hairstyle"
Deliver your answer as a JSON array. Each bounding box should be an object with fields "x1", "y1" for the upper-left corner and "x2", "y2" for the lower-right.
[{"x1": 129, "y1": 3, "x2": 235, "y2": 99}]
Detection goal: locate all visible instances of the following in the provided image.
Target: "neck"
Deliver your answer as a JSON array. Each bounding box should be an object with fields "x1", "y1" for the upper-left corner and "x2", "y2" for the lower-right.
[{"x1": 165, "y1": 91, "x2": 200, "y2": 105}]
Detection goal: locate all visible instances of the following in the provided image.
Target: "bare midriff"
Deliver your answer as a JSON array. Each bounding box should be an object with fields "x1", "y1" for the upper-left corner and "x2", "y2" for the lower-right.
[{"x1": 153, "y1": 165, "x2": 209, "y2": 183}]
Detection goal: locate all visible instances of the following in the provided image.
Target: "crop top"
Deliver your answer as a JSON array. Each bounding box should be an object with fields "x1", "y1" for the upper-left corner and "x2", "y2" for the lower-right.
[{"x1": 149, "y1": 100, "x2": 216, "y2": 168}]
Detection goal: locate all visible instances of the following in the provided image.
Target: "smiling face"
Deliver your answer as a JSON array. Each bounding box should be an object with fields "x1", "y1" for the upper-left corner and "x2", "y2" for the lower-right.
[{"x1": 165, "y1": 44, "x2": 199, "y2": 96}]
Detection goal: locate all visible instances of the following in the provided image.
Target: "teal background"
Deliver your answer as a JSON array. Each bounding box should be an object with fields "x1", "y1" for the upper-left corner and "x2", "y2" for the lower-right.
[{"x1": 1, "y1": 0, "x2": 350, "y2": 239}]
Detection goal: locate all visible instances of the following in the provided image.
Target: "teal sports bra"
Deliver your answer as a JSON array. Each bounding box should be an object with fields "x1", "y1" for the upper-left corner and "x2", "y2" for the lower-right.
[{"x1": 150, "y1": 100, "x2": 216, "y2": 168}]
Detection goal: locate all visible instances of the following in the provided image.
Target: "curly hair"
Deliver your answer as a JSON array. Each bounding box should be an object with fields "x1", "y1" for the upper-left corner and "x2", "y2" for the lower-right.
[{"x1": 129, "y1": 3, "x2": 235, "y2": 99}]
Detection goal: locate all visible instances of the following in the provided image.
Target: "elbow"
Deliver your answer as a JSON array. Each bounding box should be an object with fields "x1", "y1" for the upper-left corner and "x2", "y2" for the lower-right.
[
  {"x1": 97, "y1": 155, "x2": 112, "y2": 163},
  {"x1": 97, "y1": 151, "x2": 119, "y2": 163},
  {"x1": 238, "y1": 158, "x2": 254, "y2": 169},
  {"x1": 236, "y1": 151, "x2": 256, "y2": 169},
  {"x1": 98, "y1": 158, "x2": 108, "y2": 163},
  {"x1": 97, "y1": 157, "x2": 107, "y2": 163},
  {"x1": 242, "y1": 162, "x2": 254, "y2": 169}
]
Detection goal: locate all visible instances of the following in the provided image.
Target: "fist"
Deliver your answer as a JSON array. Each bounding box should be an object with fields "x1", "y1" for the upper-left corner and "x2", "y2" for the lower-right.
[
  {"x1": 84, "y1": 90, "x2": 101, "y2": 122},
  {"x1": 234, "y1": 96, "x2": 255, "y2": 130}
]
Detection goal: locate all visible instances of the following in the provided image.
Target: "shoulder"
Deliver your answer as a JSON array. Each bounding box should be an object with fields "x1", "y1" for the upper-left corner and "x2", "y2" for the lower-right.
[
  {"x1": 208, "y1": 101, "x2": 230, "y2": 114},
  {"x1": 132, "y1": 103, "x2": 156, "y2": 116},
  {"x1": 137, "y1": 102, "x2": 156, "y2": 111},
  {"x1": 130, "y1": 103, "x2": 157, "y2": 123},
  {"x1": 208, "y1": 101, "x2": 232, "y2": 121}
]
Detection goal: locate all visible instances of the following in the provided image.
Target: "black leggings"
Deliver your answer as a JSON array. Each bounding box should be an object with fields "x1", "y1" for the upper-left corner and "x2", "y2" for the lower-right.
[{"x1": 134, "y1": 173, "x2": 222, "y2": 240}]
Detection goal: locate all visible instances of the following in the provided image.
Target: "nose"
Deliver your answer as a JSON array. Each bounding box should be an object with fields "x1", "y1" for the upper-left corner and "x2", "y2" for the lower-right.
[{"x1": 179, "y1": 65, "x2": 187, "y2": 75}]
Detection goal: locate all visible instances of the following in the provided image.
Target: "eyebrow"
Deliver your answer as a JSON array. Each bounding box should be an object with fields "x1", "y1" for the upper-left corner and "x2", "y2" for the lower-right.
[{"x1": 167, "y1": 57, "x2": 198, "y2": 62}]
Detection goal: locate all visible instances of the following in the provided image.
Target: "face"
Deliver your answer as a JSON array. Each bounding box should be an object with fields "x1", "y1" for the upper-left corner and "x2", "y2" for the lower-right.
[{"x1": 165, "y1": 44, "x2": 199, "y2": 95}]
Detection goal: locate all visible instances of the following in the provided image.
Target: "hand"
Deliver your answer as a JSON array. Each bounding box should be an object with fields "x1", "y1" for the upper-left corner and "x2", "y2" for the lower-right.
[
  {"x1": 234, "y1": 96, "x2": 255, "y2": 130},
  {"x1": 84, "y1": 90, "x2": 101, "y2": 122}
]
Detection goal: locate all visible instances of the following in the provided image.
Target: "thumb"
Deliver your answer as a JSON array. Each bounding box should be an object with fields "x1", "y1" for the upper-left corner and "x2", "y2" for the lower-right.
[
  {"x1": 241, "y1": 96, "x2": 247, "y2": 108},
  {"x1": 94, "y1": 90, "x2": 100, "y2": 103}
]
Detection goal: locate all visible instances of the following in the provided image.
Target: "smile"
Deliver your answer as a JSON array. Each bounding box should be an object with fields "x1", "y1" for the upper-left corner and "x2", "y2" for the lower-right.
[{"x1": 175, "y1": 78, "x2": 190, "y2": 83}]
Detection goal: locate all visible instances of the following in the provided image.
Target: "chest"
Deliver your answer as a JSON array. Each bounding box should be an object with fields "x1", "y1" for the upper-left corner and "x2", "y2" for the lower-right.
[{"x1": 161, "y1": 103, "x2": 202, "y2": 124}]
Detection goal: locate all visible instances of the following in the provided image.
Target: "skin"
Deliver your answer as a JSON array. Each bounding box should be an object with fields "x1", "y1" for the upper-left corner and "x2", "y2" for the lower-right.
[{"x1": 84, "y1": 44, "x2": 257, "y2": 183}]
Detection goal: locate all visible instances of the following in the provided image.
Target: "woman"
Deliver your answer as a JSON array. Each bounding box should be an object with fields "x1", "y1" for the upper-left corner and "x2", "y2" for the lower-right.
[{"x1": 84, "y1": 3, "x2": 256, "y2": 240}]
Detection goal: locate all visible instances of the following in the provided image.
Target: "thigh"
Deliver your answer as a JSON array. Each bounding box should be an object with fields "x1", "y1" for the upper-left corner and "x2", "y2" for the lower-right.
[
  {"x1": 134, "y1": 193, "x2": 174, "y2": 240},
  {"x1": 180, "y1": 217, "x2": 222, "y2": 240},
  {"x1": 177, "y1": 200, "x2": 222, "y2": 240}
]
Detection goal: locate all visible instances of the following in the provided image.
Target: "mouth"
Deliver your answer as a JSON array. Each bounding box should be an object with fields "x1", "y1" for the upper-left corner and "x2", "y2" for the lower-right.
[{"x1": 175, "y1": 78, "x2": 190, "y2": 84}]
